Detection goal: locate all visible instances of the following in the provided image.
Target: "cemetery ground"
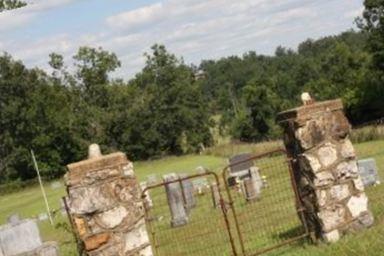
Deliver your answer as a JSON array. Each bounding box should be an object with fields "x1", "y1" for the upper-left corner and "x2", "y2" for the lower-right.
[{"x1": 0, "y1": 139, "x2": 383, "y2": 256}]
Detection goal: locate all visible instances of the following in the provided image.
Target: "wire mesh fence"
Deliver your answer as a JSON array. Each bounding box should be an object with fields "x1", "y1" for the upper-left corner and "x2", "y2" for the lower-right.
[
  {"x1": 141, "y1": 119, "x2": 384, "y2": 256},
  {"x1": 142, "y1": 172, "x2": 237, "y2": 256},
  {"x1": 222, "y1": 149, "x2": 309, "y2": 256}
]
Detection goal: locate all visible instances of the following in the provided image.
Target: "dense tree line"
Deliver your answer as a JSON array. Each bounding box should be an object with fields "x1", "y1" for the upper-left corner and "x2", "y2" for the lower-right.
[{"x1": 0, "y1": 1, "x2": 383, "y2": 183}]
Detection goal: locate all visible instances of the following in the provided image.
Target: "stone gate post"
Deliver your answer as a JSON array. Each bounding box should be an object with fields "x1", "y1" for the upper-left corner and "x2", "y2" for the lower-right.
[
  {"x1": 64, "y1": 144, "x2": 153, "y2": 255},
  {"x1": 277, "y1": 98, "x2": 373, "y2": 242}
]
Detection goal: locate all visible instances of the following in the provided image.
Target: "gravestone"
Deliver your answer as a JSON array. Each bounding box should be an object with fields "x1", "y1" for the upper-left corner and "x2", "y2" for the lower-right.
[
  {"x1": 357, "y1": 158, "x2": 381, "y2": 186},
  {"x1": 242, "y1": 167, "x2": 263, "y2": 202},
  {"x1": 7, "y1": 214, "x2": 20, "y2": 226},
  {"x1": 229, "y1": 153, "x2": 253, "y2": 174},
  {"x1": 179, "y1": 173, "x2": 196, "y2": 211},
  {"x1": 38, "y1": 213, "x2": 48, "y2": 222},
  {"x1": 36, "y1": 242, "x2": 59, "y2": 256},
  {"x1": 228, "y1": 153, "x2": 255, "y2": 187},
  {"x1": 163, "y1": 173, "x2": 189, "y2": 227},
  {"x1": 192, "y1": 178, "x2": 209, "y2": 195},
  {"x1": 0, "y1": 218, "x2": 58, "y2": 256},
  {"x1": 147, "y1": 174, "x2": 158, "y2": 186},
  {"x1": 0, "y1": 219, "x2": 42, "y2": 255},
  {"x1": 50, "y1": 181, "x2": 62, "y2": 190}
]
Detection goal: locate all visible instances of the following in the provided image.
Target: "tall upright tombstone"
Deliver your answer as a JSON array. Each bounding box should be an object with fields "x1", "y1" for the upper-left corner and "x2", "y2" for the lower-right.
[
  {"x1": 179, "y1": 173, "x2": 196, "y2": 211},
  {"x1": 64, "y1": 144, "x2": 153, "y2": 255},
  {"x1": 242, "y1": 167, "x2": 263, "y2": 202},
  {"x1": 163, "y1": 173, "x2": 189, "y2": 227},
  {"x1": 277, "y1": 97, "x2": 374, "y2": 242}
]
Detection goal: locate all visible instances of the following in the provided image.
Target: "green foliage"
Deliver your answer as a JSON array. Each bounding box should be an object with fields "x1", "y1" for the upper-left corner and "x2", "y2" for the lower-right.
[
  {"x1": 0, "y1": 45, "x2": 214, "y2": 182},
  {"x1": 1, "y1": 24, "x2": 384, "y2": 183},
  {"x1": 108, "y1": 45, "x2": 213, "y2": 159},
  {"x1": 0, "y1": 0, "x2": 26, "y2": 12},
  {"x1": 358, "y1": 0, "x2": 384, "y2": 70}
]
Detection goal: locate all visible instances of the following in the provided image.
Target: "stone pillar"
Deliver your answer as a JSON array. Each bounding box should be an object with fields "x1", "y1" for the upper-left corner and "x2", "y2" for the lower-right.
[
  {"x1": 163, "y1": 173, "x2": 189, "y2": 227},
  {"x1": 277, "y1": 98, "x2": 373, "y2": 242},
  {"x1": 64, "y1": 144, "x2": 153, "y2": 255}
]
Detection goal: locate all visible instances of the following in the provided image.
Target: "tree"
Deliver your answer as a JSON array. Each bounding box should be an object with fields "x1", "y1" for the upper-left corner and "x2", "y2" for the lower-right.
[
  {"x1": 114, "y1": 45, "x2": 213, "y2": 159},
  {"x1": 355, "y1": 0, "x2": 384, "y2": 121},
  {"x1": 357, "y1": 0, "x2": 384, "y2": 70},
  {"x1": 73, "y1": 46, "x2": 121, "y2": 106},
  {"x1": 0, "y1": 0, "x2": 26, "y2": 12},
  {"x1": 0, "y1": 54, "x2": 81, "y2": 182},
  {"x1": 231, "y1": 78, "x2": 280, "y2": 142}
]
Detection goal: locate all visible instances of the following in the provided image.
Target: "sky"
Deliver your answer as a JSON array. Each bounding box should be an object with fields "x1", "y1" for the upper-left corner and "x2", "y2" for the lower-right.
[{"x1": 0, "y1": 0, "x2": 364, "y2": 79}]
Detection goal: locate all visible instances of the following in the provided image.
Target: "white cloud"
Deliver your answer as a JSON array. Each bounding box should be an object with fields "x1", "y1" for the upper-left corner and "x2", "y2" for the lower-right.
[
  {"x1": 1, "y1": 0, "x2": 364, "y2": 78},
  {"x1": 0, "y1": 0, "x2": 75, "y2": 32},
  {"x1": 106, "y1": 2, "x2": 164, "y2": 30}
]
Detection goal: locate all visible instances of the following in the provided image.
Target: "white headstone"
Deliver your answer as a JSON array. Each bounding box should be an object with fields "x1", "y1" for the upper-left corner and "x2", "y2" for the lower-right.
[
  {"x1": 357, "y1": 158, "x2": 380, "y2": 186},
  {"x1": 0, "y1": 219, "x2": 42, "y2": 255}
]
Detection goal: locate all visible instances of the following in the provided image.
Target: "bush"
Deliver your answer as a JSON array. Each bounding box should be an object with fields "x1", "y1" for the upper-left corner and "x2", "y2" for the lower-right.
[{"x1": 350, "y1": 124, "x2": 384, "y2": 143}]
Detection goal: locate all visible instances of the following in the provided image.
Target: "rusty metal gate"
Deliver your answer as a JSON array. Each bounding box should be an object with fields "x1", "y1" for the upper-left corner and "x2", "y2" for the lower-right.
[
  {"x1": 141, "y1": 172, "x2": 238, "y2": 256},
  {"x1": 222, "y1": 148, "x2": 310, "y2": 255},
  {"x1": 141, "y1": 148, "x2": 310, "y2": 256}
]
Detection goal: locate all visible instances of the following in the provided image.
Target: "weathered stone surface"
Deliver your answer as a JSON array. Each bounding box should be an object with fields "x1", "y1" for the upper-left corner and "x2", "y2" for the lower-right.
[
  {"x1": 317, "y1": 143, "x2": 338, "y2": 168},
  {"x1": 334, "y1": 161, "x2": 358, "y2": 181},
  {"x1": 301, "y1": 153, "x2": 322, "y2": 173},
  {"x1": 84, "y1": 233, "x2": 110, "y2": 251},
  {"x1": 295, "y1": 120, "x2": 326, "y2": 149},
  {"x1": 323, "y1": 229, "x2": 340, "y2": 243},
  {"x1": 65, "y1": 145, "x2": 153, "y2": 255},
  {"x1": 96, "y1": 206, "x2": 128, "y2": 229},
  {"x1": 314, "y1": 171, "x2": 334, "y2": 187},
  {"x1": 242, "y1": 167, "x2": 262, "y2": 201},
  {"x1": 0, "y1": 219, "x2": 42, "y2": 256},
  {"x1": 179, "y1": 173, "x2": 196, "y2": 211},
  {"x1": 318, "y1": 205, "x2": 346, "y2": 231},
  {"x1": 357, "y1": 158, "x2": 381, "y2": 186},
  {"x1": 340, "y1": 139, "x2": 355, "y2": 159},
  {"x1": 316, "y1": 189, "x2": 328, "y2": 208},
  {"x1": 74, "y1": 217, "x2": 87, "y2": 237},
  {"x1": 347, "y1": 194, "x2": 368, "y2": 218},
  {"x1": 124, "y1": 219, "x2": 150, "y2": 253},
  {"x1": 352, "y1": 177, "x2": 365, "y2": 192},
  {"x1": 163, "y1": 173, "x2": 189, "y2": 227},
  {"x1": 329, "y1": 184, "x2": 350, "y2": 202},
  {"x1": 36, "y1": 242, "x2": 59, "y2": 256},
  {"x1": 278, "y1": 97, "x2": 372, "y2": 242}
]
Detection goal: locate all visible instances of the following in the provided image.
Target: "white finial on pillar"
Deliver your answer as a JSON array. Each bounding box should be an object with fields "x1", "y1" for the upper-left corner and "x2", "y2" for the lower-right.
[
  {"x1": 301, "y1": 92, "x2": 313, "y2": 105},
  {"x1": 88, "y1": 144, "x2": 102, "y2": 159}
]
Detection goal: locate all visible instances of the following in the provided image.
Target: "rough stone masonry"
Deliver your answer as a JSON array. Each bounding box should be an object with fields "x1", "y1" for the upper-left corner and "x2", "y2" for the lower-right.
[
  {"x1": 277, "y1": 97, "x2": 374, "y2": 242},
  {"x1": 64, "y1": 144, "x2": 153, "y2": 255}
]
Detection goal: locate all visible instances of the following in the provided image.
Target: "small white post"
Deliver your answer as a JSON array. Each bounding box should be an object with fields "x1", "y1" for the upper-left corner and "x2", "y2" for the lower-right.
[{"x1": 31, "y1": 149, "x2": 54, "y2": 226}]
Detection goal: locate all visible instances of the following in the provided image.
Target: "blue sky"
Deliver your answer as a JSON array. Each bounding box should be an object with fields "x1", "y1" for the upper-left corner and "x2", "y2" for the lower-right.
[{"x1": 0, "y1": 0, "x2": 364, "y2": 78}]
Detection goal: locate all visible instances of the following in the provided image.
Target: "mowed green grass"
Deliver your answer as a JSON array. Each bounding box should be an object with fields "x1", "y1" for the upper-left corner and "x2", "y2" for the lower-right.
[{"x1": 0, "y1": 140, "x2": 383, "y2": 256}]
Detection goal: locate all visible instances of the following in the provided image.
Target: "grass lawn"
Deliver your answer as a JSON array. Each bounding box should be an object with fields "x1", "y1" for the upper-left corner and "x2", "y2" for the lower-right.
[{"x1": 0, "y1": 140, "x2": 383, "y2": 255}]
